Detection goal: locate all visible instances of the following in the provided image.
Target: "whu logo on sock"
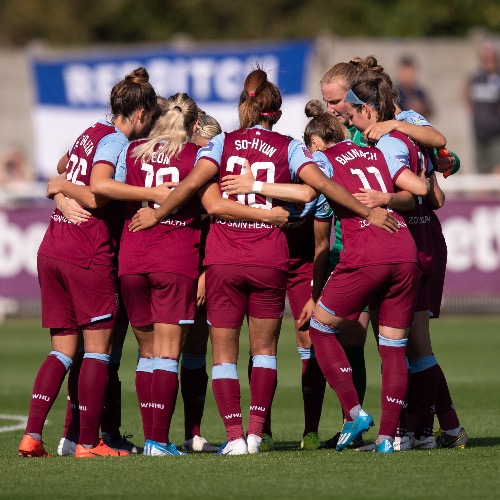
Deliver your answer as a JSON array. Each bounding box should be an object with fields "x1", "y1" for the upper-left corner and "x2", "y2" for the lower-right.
[{"x1": 32, "y1": 394, "x2": 50, "y2": 402}]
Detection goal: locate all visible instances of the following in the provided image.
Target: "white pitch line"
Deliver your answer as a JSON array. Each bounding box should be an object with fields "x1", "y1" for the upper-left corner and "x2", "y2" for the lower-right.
[{"x1": 0, "y1": 414, "x2": 29, "y2": 433}]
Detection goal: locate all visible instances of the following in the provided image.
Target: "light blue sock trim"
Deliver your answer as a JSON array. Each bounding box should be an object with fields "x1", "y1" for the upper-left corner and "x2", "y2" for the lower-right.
[
  {"x1": 181, "y1": 353, "x2": 207, "y2": 369},
  {"x1": 83, "y1": 352, "x2": 110, "y2": 364},
  {"x1": 49, "y1": 350, "x2": 73, "y2": 371},
  {"x1": 409, "y1": 354, "x2": 438, "y2": 374},
  {"x1": 378, "y1": 335, "x2": 408, "y2": 348},
  {"x1": 317, "y1": 300, "x2": 336, "y2": 316},
  {"x1": 212, "y1": 363, "x2": 238, "y2": 380},
  {"x1": 310, "y1": 317, "x2": 340, "y2": 335},
  {"x1": 136, "y1": 357, "x2": 154, "y2": 373},
  {"x1": 109, "y1": 346, "x2": 123, "y2": 365},
  {"x1": 153, "y1": 357, "x2": 179, "y2": 374},
  {"x1": 252, "y1": 355, "x2": 277, "y2": 370},
  {"x1": 297, "y1": 347, "x2": 316, "y2": 360}
]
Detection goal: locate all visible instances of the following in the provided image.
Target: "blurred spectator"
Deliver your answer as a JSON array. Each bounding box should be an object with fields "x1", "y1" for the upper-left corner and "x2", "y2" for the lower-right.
[
  {"x1": 465, "y1": 41, "x2": 500, "y2": 174},
  {"x1": 395, "y1": 55, "x2": 434, "y2": 119},
  {"x1": 0, "y1": 146, "x2": 35, "y2": 185}
]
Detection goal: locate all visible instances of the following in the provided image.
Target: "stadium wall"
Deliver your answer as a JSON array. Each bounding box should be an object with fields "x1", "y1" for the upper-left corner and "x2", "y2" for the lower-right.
[{"x1": 3, "y1": 34, "x2": 499, "y2": 175}]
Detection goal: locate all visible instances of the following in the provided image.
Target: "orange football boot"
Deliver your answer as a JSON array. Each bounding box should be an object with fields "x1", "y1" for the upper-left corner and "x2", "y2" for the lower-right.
[
  {"x1": 74, "y1": 439, "x2": 129, "y2": 458},
  {"x1": 18, "y1": 434, "x2": 51, "y2": 458}
]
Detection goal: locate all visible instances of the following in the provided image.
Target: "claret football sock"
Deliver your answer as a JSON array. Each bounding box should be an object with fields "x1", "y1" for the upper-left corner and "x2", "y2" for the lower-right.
[
  {"x1": 180, "y1": 354, "x2": 209, "y2": 440},
  {"x1": 343, "y1": 345, "x2": 367, "y2": 405},
  {"x1": 308, "y1": 317, "x2": 359, "y2": 419},
  {"x1": 212, "y1": 363, "x2": 244, "y2": 442},
  {"x1": 78, "y1": 353, "x2": 109, "y2": 447},
  {"x1": 101, "y1": 346, "x2": 122, "y2": 441},
  {"x1": 136, "y1": 357, "x2": 154, "y2": 441},
  {"x1": 150, "y1": 357, "x2": 179, "y2": 445},
  {"x1": 378, "y1": 335, "x2": 408, "y2": 439},
  {"x1": 408, "y1": 355, "x2": 439, "y2": 438},
  {"x1": 247, "y1": 355, "x2": 277, "y2": 437},
  {"x1": 63, "y1": 351, "x2": 83, "y2": 442},
  {"x1": 298, "y1": 347, "x2": 326, "y2": 436},
  {"x1": 435, "y1": 364, "x2": 461, "y2": 431},
  {"x1": 25, "y1": 351, "x2": 73, "y2": 436}
]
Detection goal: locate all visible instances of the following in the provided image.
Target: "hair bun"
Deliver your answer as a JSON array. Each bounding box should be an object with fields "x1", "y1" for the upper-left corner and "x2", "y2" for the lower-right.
[
  {"x1": 125, "y1": 66, "x2": 150, "y2": 83},
  {"x1": 305, "y1": 99, "x2": 325, "y2": 119}
]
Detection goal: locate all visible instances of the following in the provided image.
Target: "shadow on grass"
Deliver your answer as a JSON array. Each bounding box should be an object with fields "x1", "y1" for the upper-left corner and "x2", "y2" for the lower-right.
[{"x1": 263, "y1": 437, "x2": 500, "y2": 451}]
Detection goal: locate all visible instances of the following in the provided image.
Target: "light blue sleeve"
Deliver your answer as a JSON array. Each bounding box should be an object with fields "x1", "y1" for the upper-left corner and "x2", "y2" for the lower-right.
[
  {"x1": 377, "y1": 135, "x2": 410, "y2": 178},
  {"x1": 396, "y1": 110, "x2": 432, "y2": 127},
  {"x1": 384, "y1": 152, "x2": 408, "y2": 180},
  {"x1": 312, "y1": 151, "x2": 335, "y2": 219},
  {"x1": 196, "y1": 132, "x2": 225, "y2": 165},
  {"x1": 287, "y1": 139, "x2": 315, "y2": 182},
  {"x1": 312, "y1": 151, "x2": 334, "y2": 179},
  {"x1": 94, "y1": 132, "x2": 129, "y2": 167},
  {"x1": 114, "y1": 144, "x2": 130, "y2": 183}
]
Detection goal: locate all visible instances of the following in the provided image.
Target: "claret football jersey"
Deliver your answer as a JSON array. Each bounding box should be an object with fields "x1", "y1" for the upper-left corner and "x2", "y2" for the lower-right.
[
  {"x1": 198, "y1": 126, "x2": 315, "y2": 270},
  {"x1": 378, "y1": 131, "x2": 435, "y2": 273},
  {"x1": 315, "y1": 140, "x2": 418, "y2": 269},
  {"x1": 38, "y1": 121, "x2": 128, "y2": 268},
  {"x1": 117, "y1": 141, "x2": 202, "y2": 279}
]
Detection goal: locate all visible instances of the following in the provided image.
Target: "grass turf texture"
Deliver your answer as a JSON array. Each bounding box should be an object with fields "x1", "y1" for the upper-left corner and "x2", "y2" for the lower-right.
[{"x1": 1, "y1": 315, "x2": 499, "y2": 499}]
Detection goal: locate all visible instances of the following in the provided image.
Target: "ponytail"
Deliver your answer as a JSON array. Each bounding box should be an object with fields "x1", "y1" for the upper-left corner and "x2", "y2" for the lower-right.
[
  {"x1": 238, "y1": 67, "x2": 282, "y2": 129},
  {"x1": 133, "y1": 92, "x2": 198, "y2": 161}
]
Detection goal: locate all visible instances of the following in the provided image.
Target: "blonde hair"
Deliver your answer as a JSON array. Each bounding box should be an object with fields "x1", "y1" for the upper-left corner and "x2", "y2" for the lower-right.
[
  {"x1": 133, "y1": 92, "x2": 198, "y2": 161},
  {"x1": 195, "y1": 110, "x2": 222, "y2": 140},
  {"x1": 320, "y1": 56, "x2": 385, "y2": 89},
  {"x1": 321, "y1": 61, "x2": 360, "y2": 89}
]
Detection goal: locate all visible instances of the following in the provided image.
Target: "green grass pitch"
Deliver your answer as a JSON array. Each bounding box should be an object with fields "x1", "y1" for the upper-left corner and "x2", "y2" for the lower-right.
[{"x1": 1, "y1": 315, "x2": 499, "y2": 499}]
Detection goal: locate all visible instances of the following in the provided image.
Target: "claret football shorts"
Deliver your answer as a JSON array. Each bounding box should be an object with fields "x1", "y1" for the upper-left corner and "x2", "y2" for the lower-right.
[
  {"x1": 38, "y1": 255, "x2": 118, "y2": 330},
  {"x1": 205, "y1": 264, "x2": 287, "y2": 328}
]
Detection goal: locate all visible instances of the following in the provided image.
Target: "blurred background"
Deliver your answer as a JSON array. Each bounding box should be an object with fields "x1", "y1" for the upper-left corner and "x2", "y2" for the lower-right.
[{"x1": 0, "y1": 0, "x2": 499, "y2": 318}]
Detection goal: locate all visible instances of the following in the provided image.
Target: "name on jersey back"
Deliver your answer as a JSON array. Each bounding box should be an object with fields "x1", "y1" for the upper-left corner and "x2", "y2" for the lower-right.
[
  {"x1": 336, "y1": 148, "x2": 378, "y2": 165},
  {"x1": 234, "y1": 138, "x2": 277, "y2": 158}
]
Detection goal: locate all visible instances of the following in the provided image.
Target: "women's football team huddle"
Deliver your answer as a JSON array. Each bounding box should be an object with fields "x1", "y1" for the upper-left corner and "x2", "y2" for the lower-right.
[{"x1": 18, "y1": 55, "x2": 468, "y2": 458}]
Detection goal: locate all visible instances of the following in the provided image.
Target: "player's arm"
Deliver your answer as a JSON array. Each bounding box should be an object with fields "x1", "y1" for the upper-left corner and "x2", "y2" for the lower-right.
[
  {"x1": 353, "y1": 188, "x2": 416, "y2": 211},
  {"x1": 90, "y1": 163, "x2": 174, "y2": 204},
  {"x1": 364, "y1": 121, "x2": 446, "y2": 148},
  {"x1": 46, "y1": 174, "x2": 108, "y2": 209},
  {"x1": 311, "y1": 219, "x2": 332, "y2": 302},
  {"x1": 50, "y1": 153, "x2": 94, "y2": 220},
  {"x1": 357, "y1": 168, "x2": 430, "y2": 212},
  {"x1": 426, "y1": 172, "x2": 445, "y2": 210},
  {"x1": 221, "y1": 167, "x2": 319, "y2": 202},
  {"x1": 129, "y1": 158, "x2": 221, "y2": 232},
  {"x1": 198, "y1": 181, "x2": 289, "y2": 227},
  {"x1": 53, "y1": 193, "x2": 93, "y2": 223},
  {"x1": 298, "y1": 162, "x2": 399, "y2": 233},
  {"x1": 56, "y1": 154, "x2": 68, "y2": 174},
  {"x1": 394, "y1": 168, "x2": 430, "y2": 197}
]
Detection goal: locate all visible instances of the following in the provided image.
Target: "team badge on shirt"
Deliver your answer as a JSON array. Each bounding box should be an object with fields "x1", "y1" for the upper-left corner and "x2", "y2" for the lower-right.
[
  {"x1": 409, "y1": 115, "x2": 428, "y2": 125},
  {"x1": 302, "y1": 147, "x2": 314, "y2": 159}
]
